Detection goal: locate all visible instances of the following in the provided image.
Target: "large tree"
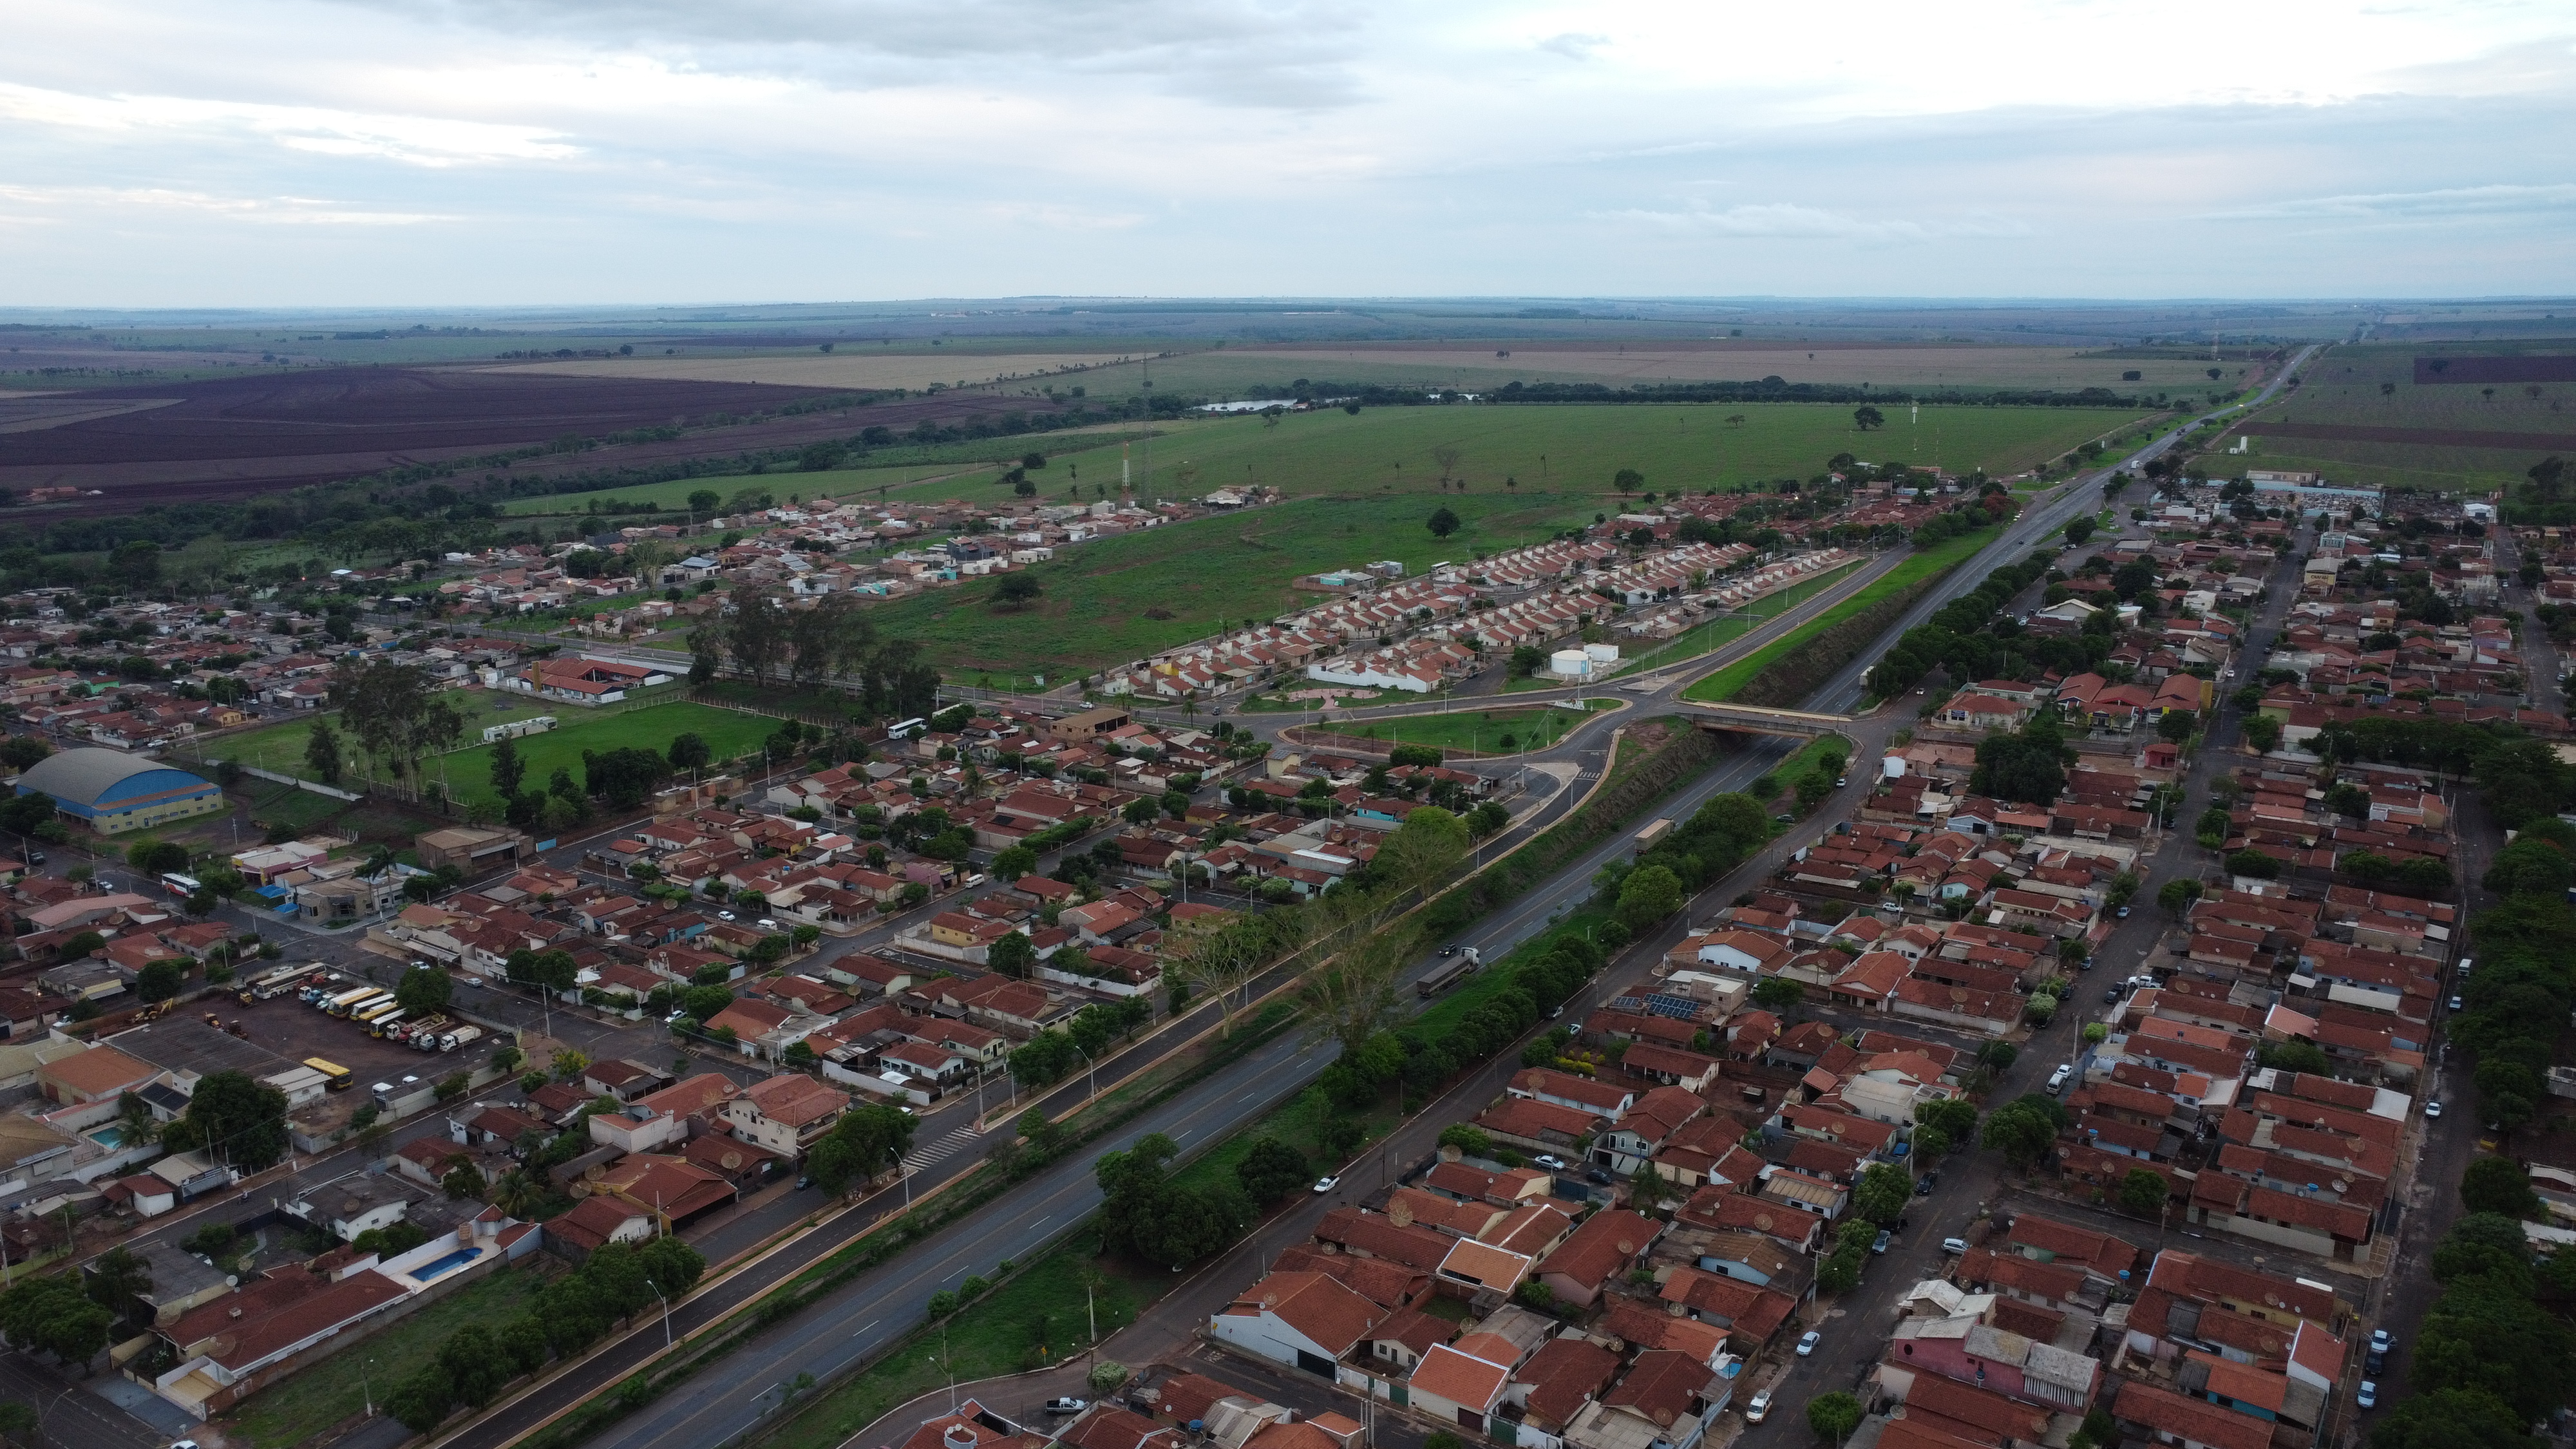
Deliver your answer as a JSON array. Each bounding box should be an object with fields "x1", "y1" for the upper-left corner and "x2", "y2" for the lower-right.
[
  {"x1": 305, "y1": 717, "x2": 343, "y2": 784},
  {"x1": 326, "y1": 659, "x2": 464, "y2": 795},
  {"x1": 488, "y1": 735, "x2": 526, "y2": 801},
  {"x1": 164, "y1": 1071, "x2": 290, "y2": 1170}
]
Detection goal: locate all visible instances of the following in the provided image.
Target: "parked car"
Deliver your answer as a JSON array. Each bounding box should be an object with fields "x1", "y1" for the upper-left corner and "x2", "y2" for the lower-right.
[
  {"x1": 1043, "y1": 1399, "x2": 1088, "y2": 1416},
  {"x1": 1533, "y1": 1154, "x2": 1568, "y2": 1171},
  {"x1": 717, "y1": 910, "x2": 737, "y2": 922},
  {"x1": 2115, "y1": 905, "x2": 2130, "y2": 919},
  {"x1": 1312, "y1": 1175, "x2": 1340, "y2": 1194},
  {"x1": 2366, "y1": 1347, "x2": 2386, "y2": 1374},
  {"x1": 1915, "y1": 1171, "x2": 1938, "y2": 1197},
  {"x1": 2048, "y1": 1064, "x2": 2074, "y2": 1093},
  {"x1": 1795, "y1": 1331, "x2": 1821, "y2": 1357},
  {"x1": 2426, "y1": 1100, "x2": 2443, "y2": 1119},
  {"x1": 2357, "y1": 1381, "x2": 2377, "y2": 1410},
  {"x1": 2448, "y1": 994, "x2": 2464, "y2": 1011},
  {"x1": 1871, "y1": 1229, "x2": 1891, "y2": 1255},
  {"x1": 2370, "y1": 1328, "x2": 2394, "y2": 1354},
  {"x1": 1585, "y1": 1167, "x2": 1613, "y2": 1186},
  {"x1": 1743, "y1": 1390, "x2": 1772, "y2": 1423},
  {"x1": 2105, "y1": 988, "x2": 2121, "y2": 1003}
]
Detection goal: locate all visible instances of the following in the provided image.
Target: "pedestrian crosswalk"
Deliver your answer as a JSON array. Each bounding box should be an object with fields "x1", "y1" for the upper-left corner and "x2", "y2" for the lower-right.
[{"x1": 901, "y1": 1127, "x2": 980, "y2": 1173}]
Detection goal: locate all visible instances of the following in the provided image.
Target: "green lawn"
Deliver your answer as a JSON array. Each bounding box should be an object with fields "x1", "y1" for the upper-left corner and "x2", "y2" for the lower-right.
[
  {"x1": 860, "y1": 491, "x2": 1592, "y2": 687},
  {"x1": 206, "y1": 699, "x2": 782, "y2": 810},
  {"x1": 199, "y1": 693, "x2": 569, "y2": 777},
  {"x1": 225, "y1": 1265, "x2": 544, "y2": 1449},
  {"x1": 1681, "y1": 529, "x2": 1998, "y2": 703},
  {"x1": 1327, "y1": 700, "x2": 1615, "y2": 755},
  {"x1": 756, "y1": 1232, "x2": 1157, "y2": 1449}
]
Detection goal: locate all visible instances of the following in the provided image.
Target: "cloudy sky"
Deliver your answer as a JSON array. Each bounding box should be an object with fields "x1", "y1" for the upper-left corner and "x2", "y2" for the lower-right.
[{"x1": 5, "y1": 0, "x2": 2574, "y2": 306}]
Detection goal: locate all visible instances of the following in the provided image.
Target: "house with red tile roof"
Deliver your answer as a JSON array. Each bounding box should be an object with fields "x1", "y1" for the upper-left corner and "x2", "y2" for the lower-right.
[{"x1": 1208, "y1": 1271, "x2": 1385, "y2": 1374}]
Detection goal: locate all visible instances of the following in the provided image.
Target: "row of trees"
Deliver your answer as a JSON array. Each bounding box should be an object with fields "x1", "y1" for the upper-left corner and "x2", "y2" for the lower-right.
[
  {"x1": 1864, "y1": 549, "x2": 2059, "y2": 699},
  {"x1": 386, "y1": 1238, "x2": 706, "y2": 1431}
]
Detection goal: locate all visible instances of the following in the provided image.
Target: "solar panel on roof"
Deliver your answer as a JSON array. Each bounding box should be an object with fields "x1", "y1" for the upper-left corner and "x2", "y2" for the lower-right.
[{"x1": 1641, "y1": 993, "x2": 1701, "y2": 1019}]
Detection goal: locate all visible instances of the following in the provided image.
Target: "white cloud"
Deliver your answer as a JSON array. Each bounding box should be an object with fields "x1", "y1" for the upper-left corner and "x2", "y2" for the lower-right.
[
  {"x1": 1603, "y1": 202, "x2": 2032, "y2": 243},
  {"x1": 0, "y1": 183, "x2": 450, "y2": 225},
  {"x1": 0, "y1": 81, "x2": 578, "y2": 166},
  {"x1": 2207, "y1": 182, "x2": 2576, "y2": 222},
  {"x1": 0, "y1": 0, "x2": 2572, "y2": 300}
]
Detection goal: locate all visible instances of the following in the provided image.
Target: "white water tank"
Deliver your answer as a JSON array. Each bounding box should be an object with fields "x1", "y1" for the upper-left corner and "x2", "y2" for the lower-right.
[
  {"x1": 1550, "y1": 649, "x2": 1591, "y2": 678},
  {"x1": 1881, "y1": 755, "x2": 1906, "y2": 780}
]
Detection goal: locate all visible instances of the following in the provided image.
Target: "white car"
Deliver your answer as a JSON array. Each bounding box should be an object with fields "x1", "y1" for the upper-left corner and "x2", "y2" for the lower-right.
[
  {"x1": 1533, "y1": 1154, "x2": 1568, "y2": 1171},
  {"x1": 1743, "y1": 1390, "x2": 1772, "y2": 1423},
  {"x1": 2425, "y1": 1100, "x2": 2443, "y2": 1119},
  {"x1": 717, "y1": 910, "x2": 737, "y2": 922},
  {"x1": 1043, "y1": 1398, "x2": 1088, "y2": 1416},
  {"x1": 1312, "y1": 1176, "x2": 1340, "y2": 1194},
  {"x1": 1795, "y1": 1331, "x2": 1821, "y2": 1356}
]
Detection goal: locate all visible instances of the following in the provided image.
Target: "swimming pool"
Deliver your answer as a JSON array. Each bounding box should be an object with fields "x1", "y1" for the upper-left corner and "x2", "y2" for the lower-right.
[
  {"x1": 89, "y1": 1126, "x2": 125, "y2": 1150},
  {"x1": 408, "y1": 1248, "x2": 480, "y2": 1283}
]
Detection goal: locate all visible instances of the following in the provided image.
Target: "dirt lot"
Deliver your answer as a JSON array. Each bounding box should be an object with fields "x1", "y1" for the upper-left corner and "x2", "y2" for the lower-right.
[{"x1": 0, "y1": 366, "x2": 1072, "y2": 514}]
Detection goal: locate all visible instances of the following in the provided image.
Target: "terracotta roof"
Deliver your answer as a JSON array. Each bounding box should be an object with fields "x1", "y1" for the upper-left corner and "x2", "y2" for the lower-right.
[
  {"x1": 547, "y1": 1193, "x2": 649, "y2": 1251},
  {"x1": 1222, "y1": 1271, "x2": 1383, "y2": 1356},
  {"x1": 1514, "y1": 1336, "x2": 1620, "y2": 1428},
  {"x1": 1536, "y1": 1208, "x2": 1657, "y2": 1293},
  {"x1": 1408, "y1": 1343, "x2": 1511, "y2": 1412},
  {"x1": 2114, "y1": 1379, "x2": 2271, "y2": 1449},
  {"x1": 1603, "y1": 1350, "x2": 1712, "y2": 1429}
]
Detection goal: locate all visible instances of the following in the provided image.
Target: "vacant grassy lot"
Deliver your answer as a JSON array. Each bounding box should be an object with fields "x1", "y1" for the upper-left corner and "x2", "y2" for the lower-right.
[
  {"x1": 1326, "y1": 699, "x2": 1616, "y2": 755},
  {"x1": 864, "y1": 401, "x2": 2151, "y2": 508},
  {"x1": 862, "y1": 491, "x2": 1590, "y2": 687},
  {"x1": 757, "y1": 1230, "x2": 1159, "y2": 1449},
  {"x1": 208, "y1": 699, "x2": 779, "y2": 810},
  {"x1": 1543, "y1": 557, "x2": 1870, "y2": 688},
  {"x1": 1682, "y1": 529, "x2": 1996, "y2": 703},
  {"x1": 225, "y1": 1265, "x2": 544, "y2": 1449}
]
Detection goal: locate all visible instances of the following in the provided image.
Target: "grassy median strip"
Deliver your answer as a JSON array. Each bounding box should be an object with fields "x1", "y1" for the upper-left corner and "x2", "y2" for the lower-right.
[{"x1": 1681, "y1": 529, "x2": 1996, "y2": 703}]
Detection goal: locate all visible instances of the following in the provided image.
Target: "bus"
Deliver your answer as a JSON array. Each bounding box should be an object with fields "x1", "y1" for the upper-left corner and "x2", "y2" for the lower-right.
[
  {"x1": 321, "y1": 985, "x2": 379, "y2": 1015},
  {"x1": 158, "y1": 872, "x2": 202, "y2": 898},
  {"x1": 886, "y1": 717, "x2": 927, "y2": 740},
  {"x1": 329, "y1": 989, "x2": 392, "y2": 1019},
  {"x1": 303, "y1": 1058, "x2": 354, "y2": 1092},
  {"x1": 365, "y1": 1009, "x2": 407, "y2": 1038},
  {"x1": 352, "y1": 999, "x2": 403, "y2": 1028}
]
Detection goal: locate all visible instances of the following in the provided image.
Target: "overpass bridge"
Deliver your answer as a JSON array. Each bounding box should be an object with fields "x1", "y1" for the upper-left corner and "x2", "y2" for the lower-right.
[{"x1": 1675, "y1": 701, "x2": 1856, "y2": 739}]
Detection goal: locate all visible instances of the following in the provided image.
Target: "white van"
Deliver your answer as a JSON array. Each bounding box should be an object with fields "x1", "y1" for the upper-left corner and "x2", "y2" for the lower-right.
[{"x1": 1941, "y1": 1236, "x2": 1970, "y2": 1255}]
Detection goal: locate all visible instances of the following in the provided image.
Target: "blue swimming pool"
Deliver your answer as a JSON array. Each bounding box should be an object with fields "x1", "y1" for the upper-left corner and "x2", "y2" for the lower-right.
[
  {"x1": 408, "y1": 1248, "x2": 479, "y2": 1283},
  {"x1": 89, "y1": 1126, "x2": 125, "y2": 1150}
]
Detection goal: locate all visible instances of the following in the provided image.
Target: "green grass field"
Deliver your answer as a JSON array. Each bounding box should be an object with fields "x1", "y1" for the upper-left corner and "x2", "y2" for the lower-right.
[
  {"x1": 1325, "y1": 699, "x2": 1616, "y2": 755},
  {"x1": 860, "y1": 491, "x2": 1591, "y2": 687},
  {"x1": 1681, "y1": 529, "x2": 1996, "y2": 703},
  {"x1": 225, "y1": 1265, "x2": 544, "y2": 1449},
  {"x1": 710, "y1": 1231, "x2": 1157, "y2": 1449},
  {"x1": 198, "y1": 692, "x2": 569, "y2": 776},
  {"x1": 853, "y1": 401, "x2": 2150, "y2": 509},
  {"x1": 206, "y1": 698, "x2": 780, "y2": 810}
]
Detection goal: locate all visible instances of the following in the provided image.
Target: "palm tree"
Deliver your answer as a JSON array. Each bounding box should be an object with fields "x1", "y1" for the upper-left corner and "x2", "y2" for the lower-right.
[
  {"x1": 1179, "y1": 697, "x2": 1200, "y2": 725},
  {"x1": 490, "y1": 1170, "x2": 544, "y2": 1220}
]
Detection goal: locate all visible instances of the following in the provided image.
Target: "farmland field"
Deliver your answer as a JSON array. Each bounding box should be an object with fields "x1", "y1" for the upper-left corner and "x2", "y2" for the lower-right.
[
  {"x1": 1061, "y1": 342, "x2": 2235, "y2": 397},
  {"x1": 204, "y1": 696, "x2": 777, "y2": 810},
  {"x1": 2221, "y1": 339, "x2": 2576, "y2": 493},
  {"x1": 488, "y1": 348, "x2": 1150, "y2": 392},
  {"x1": 855, "y1": 399, "x2": 2154, "y2": 509}
]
